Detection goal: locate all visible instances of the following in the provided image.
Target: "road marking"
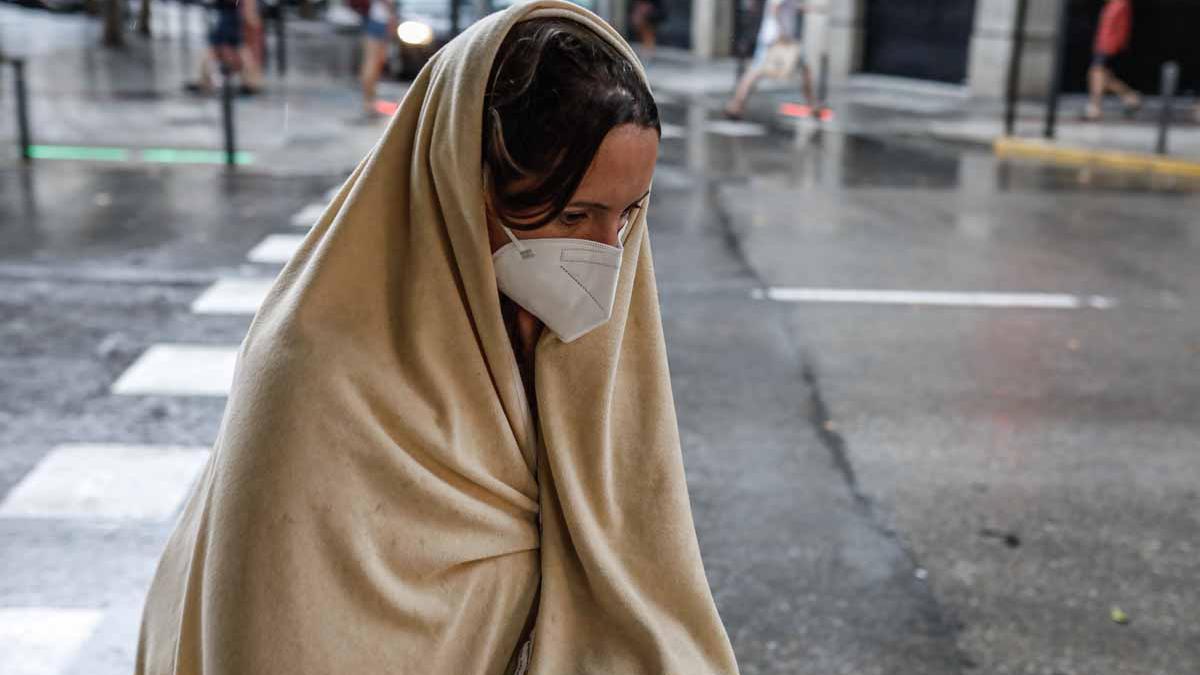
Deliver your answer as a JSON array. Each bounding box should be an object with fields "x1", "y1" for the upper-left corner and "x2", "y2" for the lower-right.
[
  {"x1": 247, "y1": 234, "x2": 305, "y2": 265},
  {"x1": 112, "y1": 344, "x2": 238, "y2": 396},
  {"x1": 0, "y1": 608, "x2": 104, "y2": 675},
  {"x1": 191, "y1": 277, "x2": 274, "y2": 315},
  {"x1": 705, "y1": 120, "x2": 766, "y2": 137},
  {"x1": 290, "y1": 203, "x2": 327, "y2": 229},
  {"x1": 755, "y1": 287, "x2": 1117, "y2": 309},
  {"x1": 0, "y1": 444, "x2": 209, "y2": 521}
]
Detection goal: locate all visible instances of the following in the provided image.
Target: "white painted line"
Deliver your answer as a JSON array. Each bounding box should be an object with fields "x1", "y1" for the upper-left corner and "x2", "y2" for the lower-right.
[
  {"x1": 191, "y1": 277, "x2": 274, "y2": 315},
  {"x1": 660, "y1": 123, "x2": 685, "y2": 139},
  {"x1": 0, "y1": 444, "x2": 209, "y2": 521},
  {"x1": 290, "y1": 203, "x2": 327, "y2": 228},
  {"x1": 247, "y1": 234, "x2": 305, "y2": 265},
  {"x1": 112, "y1": 344, "x2": 238, "y2": 396},
  {"x1": 0, "y1": 608, "x2": 104, "y2": 675},
  {"x1": 705, "y1": 119, "x2": 766, "y2": 137},
  {"x1": 756, "y1": 287, "x2": 1117, "y2": 309}
]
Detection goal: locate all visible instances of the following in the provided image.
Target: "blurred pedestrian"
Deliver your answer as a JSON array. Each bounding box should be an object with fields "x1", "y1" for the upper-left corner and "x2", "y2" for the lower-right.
[
  {"x1": 724, "y1": 0, "x2": 816, "y2": 120},
  {"x1": 135, "y1": 3, "x2": 740, "y2": 673},
  {"x1": 185, "y1": 0, "x2": 264, "y2": 95},
  {"x1": 1085, "y1": 0, "x2": 1140, "y2": 121},
  {"x1": 359, "y1": 0, "x2": 397, "y2": 119},
  {"x1": 630, "y1": 0, "x2": 664, "y2": 59}
]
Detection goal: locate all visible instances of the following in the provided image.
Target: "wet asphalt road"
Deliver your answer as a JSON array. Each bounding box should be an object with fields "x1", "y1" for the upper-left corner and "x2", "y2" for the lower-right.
[{"x1": 3, "y1": 94, "x2": 1200, "y2": 673}]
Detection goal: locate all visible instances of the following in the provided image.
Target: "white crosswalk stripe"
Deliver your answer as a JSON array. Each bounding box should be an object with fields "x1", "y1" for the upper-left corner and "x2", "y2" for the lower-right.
[
  {"x1": 191, "y1": 277, "x2": 275, "y2": 315},
  {"x1": 0, "y1": 608, "x2": 104, "y2": 675},
  {"x1": 291, "y1": 203, "x2": 327, "y2": 229},
  {"x1": 112, "y1": 344, "x2": 238, "y2": 396},
  {"x1": 705, "y1": 119, "x2": 767, "y2": 137},
  {"x1": 0, "y1": 185, "x2": 348, "y2": 675},
  {"x1": 0, "y1": 444, "x2": 209, "y2": 520},
  {"x1": 247, "y1": 234, "x2": 305, "y2": 265}
]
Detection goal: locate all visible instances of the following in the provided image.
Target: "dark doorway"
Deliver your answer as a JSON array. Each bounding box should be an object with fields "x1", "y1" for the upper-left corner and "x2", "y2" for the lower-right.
[
  {"x1": 626, "y1": 0, "x2": 691, "y2": 50},
  {"x1": 862, "y1": 0, "x2": 978, "y2": 84},
  {"x1": 1062, "y1": 0, "x2": 1200, "y2": 95}
]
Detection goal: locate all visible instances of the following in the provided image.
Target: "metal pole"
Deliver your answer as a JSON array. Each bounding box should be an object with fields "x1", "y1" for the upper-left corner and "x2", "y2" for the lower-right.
[
  {"x1": 221, "y1": 65, "x2": 237, "y2": 166},
  {"x1": 1003, "y1": 0, "x2": 1028, "y2": 136},
  {"x1": 13, "y1": 58, "x2": 31, "y2": 162},
  {"x1": 734, "y1": 0, "x2": 746, "y2": 79},
  {"x1": 1156, "y1": 61, "x2": 1179, "y2": 155},
  {"x1": 1042, "y1": 0, "x2": 1069, "y2": 140},
  {"x1": 275, "y1": 2, "x2": 286, "y2": 75}
]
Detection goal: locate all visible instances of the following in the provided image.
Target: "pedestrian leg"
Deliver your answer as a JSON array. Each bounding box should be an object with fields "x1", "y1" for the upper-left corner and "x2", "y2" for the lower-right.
[
  {"x1": 1102, "y1": 69, "x2": 1142, "y2": 114},
  {"x1": 238, "y1": 43, "x2": 264, "y2": 92},
  {"x1": 798, "y1": 62, "x2": 815, "y2": 108},
  {"x1": 360, "y1": 38, "x2": 386, "y2": 116},
  {"x1": 725, "y1": 67, "x2": 765, "y2": 118},
  {"x1": 1086, "y1": 65, "x2": 1106, "y2": 120}
]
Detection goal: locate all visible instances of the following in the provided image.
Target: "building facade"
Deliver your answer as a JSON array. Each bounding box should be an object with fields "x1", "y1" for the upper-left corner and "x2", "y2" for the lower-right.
[{"x1": 680, "y1": 0, "x2": 1198, "y2": 99}]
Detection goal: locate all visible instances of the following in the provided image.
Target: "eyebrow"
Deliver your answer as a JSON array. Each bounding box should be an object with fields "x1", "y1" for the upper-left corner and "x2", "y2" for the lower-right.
[{"x1": 567, "y1": 190, "x2": 651, "y2": 212}]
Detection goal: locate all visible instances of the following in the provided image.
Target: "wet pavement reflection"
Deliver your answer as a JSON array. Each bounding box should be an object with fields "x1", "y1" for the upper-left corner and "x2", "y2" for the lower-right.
[{"x1": 3, "y1": 32, "x2": 1200, "y2": 673}]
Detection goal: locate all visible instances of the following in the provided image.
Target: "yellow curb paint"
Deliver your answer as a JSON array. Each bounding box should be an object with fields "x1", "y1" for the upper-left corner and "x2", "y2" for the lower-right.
[{"x1": 993, "y1": 137, "x2": 1200, "y2": 178}]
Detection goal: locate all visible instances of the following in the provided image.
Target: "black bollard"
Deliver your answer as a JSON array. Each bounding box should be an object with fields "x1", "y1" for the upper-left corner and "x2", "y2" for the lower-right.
[
  {"x1": 1003, "y1": 0, "x2": 1029, "y2": 136},
  {"x1": 1042, "y1": 0, "x2": 1070, "y2": 140},
  {"x1": 221, "y1": 65, "x2": 237, "y2": 166},
  {"x1": 1156, "y1": 61, "x2": 1179, "y2": 155},
  {"x1": 13, "y1": 58, "x2": 32, "y2": 162},
  {"x1": 275, "y1": 2, "x2": 287, "y2": 76}
]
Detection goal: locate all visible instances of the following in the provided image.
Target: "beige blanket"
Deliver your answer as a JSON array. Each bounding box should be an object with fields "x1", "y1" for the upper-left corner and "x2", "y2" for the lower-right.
[{"x1": 135, "y1": 2, "x2": 739, "y2": 672}]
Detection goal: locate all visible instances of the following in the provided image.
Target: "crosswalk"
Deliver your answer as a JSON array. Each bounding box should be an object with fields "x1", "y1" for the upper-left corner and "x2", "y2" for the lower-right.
[
  {"x1": 1, "y1": 105, "x2": 763, "y2": 673},
  {"x1": 0, "y1": 184, "x2": 340, "y2": 675}
]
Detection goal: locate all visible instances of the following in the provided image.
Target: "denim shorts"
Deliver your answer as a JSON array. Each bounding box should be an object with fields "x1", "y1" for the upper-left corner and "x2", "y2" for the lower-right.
[
  {"x1": 363, "y1": 16, "x2": 389, "y2": 41},
  {"x1": 208, "y1": 7, "x2": 243, "y2": 47}
]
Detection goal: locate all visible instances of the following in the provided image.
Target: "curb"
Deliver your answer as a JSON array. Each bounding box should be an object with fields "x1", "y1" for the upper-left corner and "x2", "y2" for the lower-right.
[{"x1": 993, "y1": 137, "x2": 1200, "y2": 178}]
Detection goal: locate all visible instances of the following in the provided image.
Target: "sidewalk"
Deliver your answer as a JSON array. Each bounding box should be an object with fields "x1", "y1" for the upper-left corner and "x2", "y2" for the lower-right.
[
  {"x1": 6, "y1": 7, "x2": 1199, "y2": 177},
  {"x1": 0, "y1": 4, "x2": 400, "y2": 176},
  {"x1": 642, "y1": 48, "x2": 1200, "y2": 173}
]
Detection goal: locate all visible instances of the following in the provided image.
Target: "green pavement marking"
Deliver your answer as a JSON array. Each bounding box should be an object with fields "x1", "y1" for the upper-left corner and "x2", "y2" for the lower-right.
[
  {"x1": 140, "y1": 148, "x2": 255, "y2": 165},
  {"x1": 29, "y1": 145, "x2": 130, "y2": 161},
  {"x1": 26, "y1": 145, "x2": 254, "y2": 166}
]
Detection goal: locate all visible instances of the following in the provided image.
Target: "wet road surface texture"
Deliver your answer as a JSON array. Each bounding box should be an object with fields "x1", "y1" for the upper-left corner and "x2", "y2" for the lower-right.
[{"x1": 3, "y1": 71, "x2": 1200, "y2": 675}]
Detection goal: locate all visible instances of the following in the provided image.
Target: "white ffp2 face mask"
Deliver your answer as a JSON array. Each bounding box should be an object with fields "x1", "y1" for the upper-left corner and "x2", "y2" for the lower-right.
[{"x1": 492, "y1": 225, "x2": 625, "y2": 343}]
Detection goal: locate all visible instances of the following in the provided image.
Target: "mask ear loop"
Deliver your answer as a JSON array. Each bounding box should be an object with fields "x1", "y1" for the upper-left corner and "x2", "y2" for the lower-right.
[
  {"x1": 484, "y1": 163, "x2": 537, "y2": 260},
  {"x1": 502, "y1": 225, "x2": 536, "y2": 259}
]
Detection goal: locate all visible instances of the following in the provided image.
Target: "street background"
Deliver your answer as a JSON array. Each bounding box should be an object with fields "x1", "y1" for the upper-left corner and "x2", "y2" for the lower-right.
[{"x1": 1, "y1": 1, "x2": 1199, "y2": 674}]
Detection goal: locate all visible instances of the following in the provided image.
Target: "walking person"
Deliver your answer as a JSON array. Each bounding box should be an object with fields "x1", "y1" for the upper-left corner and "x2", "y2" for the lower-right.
[
  {"x1": 185, "y1": 0, "x2": 264, "y2": 95},
  {"x1": 724, "y1": 0, "x2": 816, "y2": 119},
  {"x1": 1085, "y1": 0, "x2": 1141, "y2": 121},
  {"x1": 629, "y1": 0, "x2": 664, "y2": 59},
  {"x1": 135, "y1": 2, "x2": 741, "y2": 674},
  {"x1": 359, "y1": 0, "x2": 397, "y2": 118}
]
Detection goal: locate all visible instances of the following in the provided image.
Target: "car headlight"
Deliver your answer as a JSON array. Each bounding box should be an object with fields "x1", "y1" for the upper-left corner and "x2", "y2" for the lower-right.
[{"x1": 397, "y1": 21, "x2": 434, "y2": 46}]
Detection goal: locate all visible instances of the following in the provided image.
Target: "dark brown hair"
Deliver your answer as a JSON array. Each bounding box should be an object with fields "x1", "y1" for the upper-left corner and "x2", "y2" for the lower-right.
[{"x1": 482, "y1": 18, "x2": 660, "y2": 231}]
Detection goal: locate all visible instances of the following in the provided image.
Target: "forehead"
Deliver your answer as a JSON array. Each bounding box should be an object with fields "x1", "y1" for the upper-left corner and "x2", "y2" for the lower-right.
[{"x1": 571, "y1": 125, "x2": 660, "y2": 204}]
